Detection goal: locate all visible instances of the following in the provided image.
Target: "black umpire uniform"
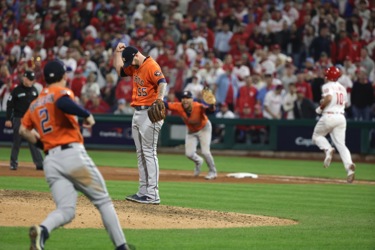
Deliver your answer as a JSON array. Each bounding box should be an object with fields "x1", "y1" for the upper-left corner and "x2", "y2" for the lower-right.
[{"x1": 5, "y1": 70, "x2": 43, "y2": 170}]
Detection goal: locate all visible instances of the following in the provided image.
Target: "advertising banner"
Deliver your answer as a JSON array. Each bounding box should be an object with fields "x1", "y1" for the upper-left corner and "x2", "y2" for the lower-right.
[
  {"x1": 276, "y1": 126, "x2": 361, "y2": 153},
  {"x1": 0, "y1": 116, "x2": 134, "y2": 147}
]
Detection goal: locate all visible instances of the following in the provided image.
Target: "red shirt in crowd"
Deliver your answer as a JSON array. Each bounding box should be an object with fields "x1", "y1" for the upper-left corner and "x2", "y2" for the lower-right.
[
  {"x1": 70, "y1": 75, "x2": 87, "y2": 98},
  {"x1": 296, "y1": 81, "x2": 313, "y2": 100},
  {"x1": 236, "y1": 84, "x2": 258, "y2": 114},
  {"x1": 115, "y1": 77, "x2": 133, "y2": 103}
]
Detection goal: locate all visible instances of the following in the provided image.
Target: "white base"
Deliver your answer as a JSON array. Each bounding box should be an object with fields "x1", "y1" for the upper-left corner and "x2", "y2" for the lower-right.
[{"x1": 226, "y1": 173, "x2": 259, "y2": 179}]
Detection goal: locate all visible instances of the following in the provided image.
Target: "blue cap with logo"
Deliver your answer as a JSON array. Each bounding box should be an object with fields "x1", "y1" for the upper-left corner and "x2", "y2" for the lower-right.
[
  {"x1": 122, "y1": 46, "x2": 138, "y2": 68},
  {"x1": 182, "y1": 91, "x2": 193, "y2": 99},
  {"x1": 43, "y1": 60, "x2": 66, "y2": 84}
]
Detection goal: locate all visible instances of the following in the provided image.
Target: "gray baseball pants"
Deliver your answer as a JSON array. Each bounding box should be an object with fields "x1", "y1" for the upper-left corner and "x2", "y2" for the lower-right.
[
  {"x1": 185, "y1": 121, "x2": 217, "y2": 173},
  {"x1": 132, "y1": 109, "x2": 163, "y2": 201},
  {"x1": 41, "y1": 143, "x2": 126, "y2": 248},
  {"x1": 11, "y1": 117, "x2": 43, "y2": 168}
]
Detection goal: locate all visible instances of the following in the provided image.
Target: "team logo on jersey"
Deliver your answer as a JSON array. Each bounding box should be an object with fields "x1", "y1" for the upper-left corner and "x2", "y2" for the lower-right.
[
  {"x1": 154, "y1": 70, "x2": 162, "y2": 76},
  {"x1": 324, "y1": 88, "x2": 329, "y2": 93},
  {"x1": 60, "y1": 90, "x2": 71, "y2": 96}
]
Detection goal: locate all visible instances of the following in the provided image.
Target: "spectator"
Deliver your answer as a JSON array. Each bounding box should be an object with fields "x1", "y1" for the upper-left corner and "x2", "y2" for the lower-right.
[
  {"x1": 101, "y1": 74, "x2": 117, "y2": 108},
  {"x1": 257, "y1": 73, "x2": 281, "y2": 107},
  {"x1": 295, "y1": 71, "x2": 313, "y2": 100},
  {"x1": 283, "y1": 82, "x2": 298, "y2": 120},
  {"x1": 236, "y1": 76, "x2": 258, "y2": 115},
  {"x1": 213, "y1": 102, "x2": 236, "y2": 143},
  {"x1": 263, "y1": 83, "x2": 284, "y2": 119},
  {"x1": 236, "y1": 103, "x2": 267, "y2": 144},
  {"x1": 115, "y1": 76, "x2": 133, "y2": 104},
  {"x1": 114, "y1": 98, "x2": 134, "y2": 115},
  {"x1": 309, "y1": 26, "x2": 331, "y2": 62},
  {"x1": 0, "y1": 76, "x2": 15, "y2": 111},
  {"x1": 184, "y1": 75, "x2": 204, "y2": 99},
  {"x1": 187, "y1": 29, "x2": 208, "y2": 52},
  {"x1": 359, "y1": 47, "x2": 375, "y2": 76},
  {"x1": 351, "y1": 68, "x2": 374, "y2": 121},
  {"x1": 70, "y1": 67, "x2": 86, "y2": 100},
  {"x1": 214, "y1": 64, "x2": 239, "y2": 111},
  {"x1": 232, "y1": 55, "x2": 250, "y2": 88},
  {"x1": 81, "y1": 71, "x2": 100, "y2": 105},
  {"x1": 293, "y1": 89, "x2": 317, "y2": 119},
  {"x1": 84, "y1": 94, "x2": 110, "y2": 114},
  {"x1": 332, "y1": 30, "x2": 353, "y2": 65},
  {"x1": 281, "y1": 64, "x2": 298, "y2": 88},
  {"x1": 214, "y1": 23, "x2": 233, "y2": 60}
]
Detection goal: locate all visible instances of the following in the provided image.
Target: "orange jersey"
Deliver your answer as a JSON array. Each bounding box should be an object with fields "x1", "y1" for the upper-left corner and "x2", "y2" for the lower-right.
[
  {"x1": 167, "y1": 102, "x2": 209, "y2": 133},
  {"x1": 22, "y1": 85, "x2": 83, "y2": 152},
  {"x1": 122, "y1": 56, "x2": 166, "y2": 107}
]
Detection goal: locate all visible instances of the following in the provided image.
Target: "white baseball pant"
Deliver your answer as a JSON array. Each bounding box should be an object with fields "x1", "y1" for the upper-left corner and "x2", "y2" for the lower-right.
[{"x1": 312, "y1": 114, "x2": 354, "y2": 174}]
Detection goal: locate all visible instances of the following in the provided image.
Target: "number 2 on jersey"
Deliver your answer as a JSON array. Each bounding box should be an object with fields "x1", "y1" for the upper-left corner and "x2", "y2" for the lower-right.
[
  {"x1": 39, "y1": 108, "x2": 52, "y2": 134},
  {"x1": 336, "y1": 93, "x2": 344, "y2": 105}
]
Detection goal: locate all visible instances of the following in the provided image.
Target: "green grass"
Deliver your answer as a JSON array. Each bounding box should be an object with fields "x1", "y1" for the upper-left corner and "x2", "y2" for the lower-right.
[
  {"x1": 0, "y1": 147, "x2": 374, "y2": 249},
  {"x1": 1, "y1": 147, "x2": 375, "y2": 180}
]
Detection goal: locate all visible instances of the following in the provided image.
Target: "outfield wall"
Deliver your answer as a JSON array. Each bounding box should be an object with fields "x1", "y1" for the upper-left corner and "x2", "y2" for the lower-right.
[{"x1": 1, "y1": 113, "x2": 374, "y2": 155}]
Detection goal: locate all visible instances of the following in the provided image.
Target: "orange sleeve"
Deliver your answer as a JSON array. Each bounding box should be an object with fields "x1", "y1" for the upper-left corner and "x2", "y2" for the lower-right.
[
  {"x1": 21, "y1": 109, "x2": 34, "y2": 130},
  {"x1": 167, "y1": 102, "x2": 184, "y2": 114},
  {"x1": 147, "y1": 61, "x2": 165, "y2": 85},
  {"x1": 167, "y1": 102, "x2": 208, "y2": 133},
  {"x1": 54, "y1": 88, "x2": 76, "y2": 102}
]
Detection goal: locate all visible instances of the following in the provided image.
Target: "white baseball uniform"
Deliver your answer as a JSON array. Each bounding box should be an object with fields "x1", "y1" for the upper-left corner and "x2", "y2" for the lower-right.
[{"x1": 312, "y1": 81, "x2": 355, "y2": 176}]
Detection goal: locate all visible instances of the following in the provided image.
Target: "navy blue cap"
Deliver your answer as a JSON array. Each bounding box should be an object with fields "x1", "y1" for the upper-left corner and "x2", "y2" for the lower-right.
[
  {"x1": 43, "y1": 60, "x2": 66, "y2": 84},
  {"x1": 182, "y1": 91, "x2": 193, "y2": 99},
  {"x1": 121, "y1": 46, "x2": 138, "y2": 68},
  {"x1": 24, "y1": 70, "x2": 35, "y2": 81}
]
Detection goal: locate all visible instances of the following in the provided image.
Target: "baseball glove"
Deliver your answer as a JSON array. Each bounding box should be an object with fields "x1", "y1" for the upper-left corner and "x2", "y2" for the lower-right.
[
  {"x1": 202, "y1": 87, "x2": 216, "y2": 105},
  {"x1": 148, "y1": 99, "x2": 166, "y2": 123}
]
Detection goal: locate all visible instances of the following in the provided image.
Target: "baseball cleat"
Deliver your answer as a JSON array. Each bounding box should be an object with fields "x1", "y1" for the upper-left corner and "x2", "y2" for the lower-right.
[
  {"x1": 347, "y1": 164, "x2": 356, "y2": 183},
  {"x1": 29, "y1": 225, "x2": 43, "y2": 250},
  {"x1": 116, "y1": 243, "x2": 136, "y2": 250},
  {"x1": 126, "y1": 195, "x2": 160, "y2": 205},
  {"x1": 205, "y1": 171, "x2": 217, "y2": 180},
  {"x1": 323, "y1": 148, "x2": 335, "y2": 168},
  {"x1": 9, "y1": 165, "x2": 17, "y2": 170},
  {"x1": 125, "y1": 194, "x2": 141, "y2": 202},
  {"x1": 194, "y1": 159, "x2": 204, "y2": 177}
]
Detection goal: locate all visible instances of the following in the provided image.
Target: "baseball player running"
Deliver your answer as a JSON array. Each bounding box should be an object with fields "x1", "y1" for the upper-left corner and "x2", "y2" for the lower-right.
[
  {"x1": 19, "y1": 60, "x2": 132, "y2": 250},
  {"x1": 312, "y1": 66, "x2": 356, "y2": 183},
  {"x1": 113, "y1": 44, "x2": 167, "y2": 204},
  {"x1": 165, "y1": 90, "x2": 218, "y2": 180}
]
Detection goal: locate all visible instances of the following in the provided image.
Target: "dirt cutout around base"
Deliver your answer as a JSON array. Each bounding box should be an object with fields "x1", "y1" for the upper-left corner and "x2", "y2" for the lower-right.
[{"x1": 0, "y1": 190, "x2": 297, "y2": 229}]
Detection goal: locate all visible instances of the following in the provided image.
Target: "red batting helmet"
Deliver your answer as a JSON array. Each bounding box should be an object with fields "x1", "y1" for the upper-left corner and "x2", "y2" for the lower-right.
[{"x1": 325, "y1": 66, "x2": 342, "y2": 81}]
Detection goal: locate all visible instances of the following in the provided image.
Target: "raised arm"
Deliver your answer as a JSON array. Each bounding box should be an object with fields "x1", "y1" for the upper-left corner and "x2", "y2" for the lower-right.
[{"x1": 113, "y1": 42, "x2": 126, "y2": 76}]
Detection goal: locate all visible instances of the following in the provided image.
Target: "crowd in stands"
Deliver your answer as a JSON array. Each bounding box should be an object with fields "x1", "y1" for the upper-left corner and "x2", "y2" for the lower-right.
[{"x1": 0, "y1": 0, "x2": 375, "y2": 139}]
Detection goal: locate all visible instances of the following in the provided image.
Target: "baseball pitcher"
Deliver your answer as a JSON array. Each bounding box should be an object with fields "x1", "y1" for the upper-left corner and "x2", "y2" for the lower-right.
[
  {"x1": 19, "y1": 60, "x2": 131, "y2": 250},
  {"x1": 165, "y1": 90, "x2": 218, "y2": 180},
  {"x1": 312, "y1": 66, "x2": 356, "y2": 183},
  {"x1": 113, "y1": 44, "x2": 167, "y2": 204}
]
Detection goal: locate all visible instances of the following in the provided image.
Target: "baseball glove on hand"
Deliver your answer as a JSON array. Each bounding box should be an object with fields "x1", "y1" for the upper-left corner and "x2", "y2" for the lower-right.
[
  {"x1": 202, "y1": 87, "x2": 216, "y2": 105},
  {"x1": 148, "y1": 99, "x2": 166, "y2": 123}
]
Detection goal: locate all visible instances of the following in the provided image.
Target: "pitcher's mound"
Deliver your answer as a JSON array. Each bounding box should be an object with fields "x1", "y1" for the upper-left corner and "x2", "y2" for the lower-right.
[{"x1": 0, "y1": 190, "x2": 297, "y2": 229}]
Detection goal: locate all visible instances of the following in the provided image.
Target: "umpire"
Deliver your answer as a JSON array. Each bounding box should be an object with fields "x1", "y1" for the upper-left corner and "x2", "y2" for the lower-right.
[{"x1": 5, "y1": 70, "x2": 43, "y2": 170}]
